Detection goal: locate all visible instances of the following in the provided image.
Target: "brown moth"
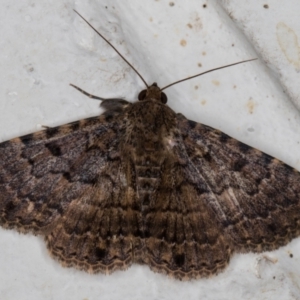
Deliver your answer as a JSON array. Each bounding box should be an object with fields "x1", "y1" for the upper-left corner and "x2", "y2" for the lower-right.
[{"x1": 0, "y1": 10, "x2": 299, "y2": 281}]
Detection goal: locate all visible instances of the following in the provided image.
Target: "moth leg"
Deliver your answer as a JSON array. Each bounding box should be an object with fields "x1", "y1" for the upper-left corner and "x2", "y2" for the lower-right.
[
  {"x1": 70, "y1": 83, "x2": 108, "y2": 100},
  {"x1": 70, "y1": 83, "x2": 125, "y2": 102}
]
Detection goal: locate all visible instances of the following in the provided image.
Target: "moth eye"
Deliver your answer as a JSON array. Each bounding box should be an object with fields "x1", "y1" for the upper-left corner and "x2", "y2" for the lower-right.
[
  {"x1": 138, "y1": 90, "x2": 147, "y2": 101},
  {"x1": 161, "y1": 92, "x2": 168, "y2": 104}
]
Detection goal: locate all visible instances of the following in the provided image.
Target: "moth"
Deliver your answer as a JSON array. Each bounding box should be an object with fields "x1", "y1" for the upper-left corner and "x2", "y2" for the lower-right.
[{"x1": 0, "y1": 10, "x2": 299, "y2": 281}]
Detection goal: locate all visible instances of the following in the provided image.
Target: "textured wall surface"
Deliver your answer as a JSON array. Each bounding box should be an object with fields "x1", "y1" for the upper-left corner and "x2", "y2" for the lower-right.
[{"x1": 0, "y1": 1, "x2": 300, "y2": 299}]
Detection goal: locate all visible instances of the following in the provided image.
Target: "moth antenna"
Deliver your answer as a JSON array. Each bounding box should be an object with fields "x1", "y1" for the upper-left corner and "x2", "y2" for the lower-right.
[
  {"x1": 73, "y1": 10, "x2": 149, "y2": 88},
  {"x1": 160, "y1": 58, "x2": 257, "y2": 91}
]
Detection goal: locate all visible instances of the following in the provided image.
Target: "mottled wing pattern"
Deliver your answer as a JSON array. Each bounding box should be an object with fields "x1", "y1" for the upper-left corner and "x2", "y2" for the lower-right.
[
  {"x1": 0, "y1": 106, "x2": 141, "y2": 273},
  {"x1": 0, "y1": 114, "x2": 116, "y2": 233},
  {"x1": 143, "y1": 144, "x2": 232, "y2": 279},
  {"x1": 2, "y1": 83, "x2": 300, "y2": 280},
  {"x1": 115, "y1": 97, "x2": 230, "y2": 280},
  {"x1": 178, "y1": 115, "x2": 300, "y2": 255}
]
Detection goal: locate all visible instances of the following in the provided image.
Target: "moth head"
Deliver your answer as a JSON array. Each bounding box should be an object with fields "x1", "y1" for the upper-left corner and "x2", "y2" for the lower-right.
[{"x1": 138, "y1": 83, "x2": 168, "y2": 104}]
